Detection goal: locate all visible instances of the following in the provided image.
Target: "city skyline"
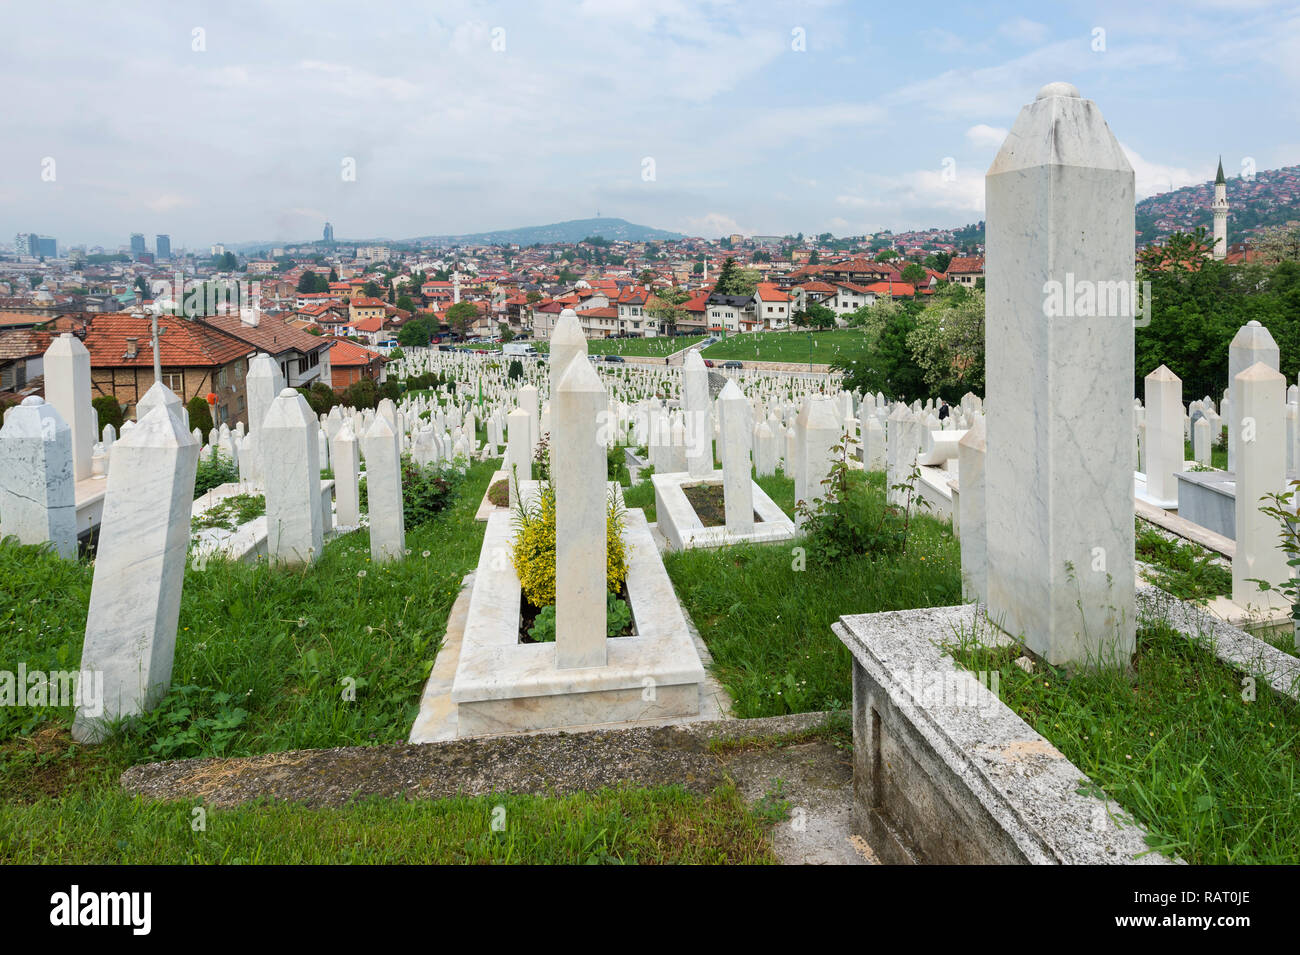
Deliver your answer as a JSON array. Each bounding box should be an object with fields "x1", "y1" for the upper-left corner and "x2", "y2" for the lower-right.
[{"x1": 3, "y1": 0, "x2": 1298, "y2": 248}]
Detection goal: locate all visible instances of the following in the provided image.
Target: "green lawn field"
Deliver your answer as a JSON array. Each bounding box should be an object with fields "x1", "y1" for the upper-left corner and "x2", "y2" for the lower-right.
[{"x1": 701, "y1": 328, "x2": 871, "y2": 365}]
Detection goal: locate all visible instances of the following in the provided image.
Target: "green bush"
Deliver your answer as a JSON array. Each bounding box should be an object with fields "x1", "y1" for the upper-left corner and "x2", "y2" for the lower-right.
[
  {"x1": 340, "y1": 378, "x2": 378, "y2": 410},
  {"x1": 186, "y1": 396, "x2": 214, "y2": 436},
  {"x1": 508, "y1": 359, "x2": 523, "y2": 380},
  {"x1": 528, "y1": 593, "x2": 633, "y2": 643},
  {"x1": 91, "y1": 395, "x2": 125, "y2": 437},
  {"x1": 194, "y1": 453, "x2": 239, "y2": 497},
  {"x1": 359, "y1": 454, "x2": 464, "y2": 528},
  {"x1": 298, "y1": 381, "x2": 339, "y2": 416},
  {"x1": 796, "y1": 443, "x2": 920, "y2": 563}
]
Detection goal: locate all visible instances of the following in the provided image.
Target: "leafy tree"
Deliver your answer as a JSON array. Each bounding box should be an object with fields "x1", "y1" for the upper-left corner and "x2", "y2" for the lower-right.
[
  {"x1": 508, "y1": 359, "x2": 524, "y2": 380},
  {"x1": 297, "y1": 381, "x2": 339, "y2": 415},
  {"x1": 186, "y1": 396, "x2": 214, "y2": 436},
  {"x1": 900, "y1": 263, "x2": 927, "y2": 287},
  {"x1": 396, "y1": 294, "x2": 416, "y2": 314},
  {"x1": 341, "y1": 378, "x2": 378, "y2": 410},
  {"x1": 906, "y1": 285, "x2": 985, "y2": 397},
  {"x1": 526, "y1": 291, "x2": 542, "y2": 303},
  {"x1": 92, "y1": 395, "x2": 125, "y2": 437},
  {"x1": 445, "y1": 301, "x2": 478, "y2": 338},
  {"x1": 297, "y1": 270, "x2": 329, "y2": 293},
  {"x1": 499, "y1": 322, "x2": 515, "y2": 343},
  {"x1": 803, "y1": 302, "x2": 836, "y2": 329},
  {"x1": 397, "y1": 315, "x2": 437, "y2": 347},
  {"x1": 363, "y1": 280, "x2": 382, "y2": 299},
  {"x1": 1253, "y1": 221, "x2": 1300, "y2": 264},
  {"x1": 924, "y1": 251, "x2": 952, "y2": 274}
]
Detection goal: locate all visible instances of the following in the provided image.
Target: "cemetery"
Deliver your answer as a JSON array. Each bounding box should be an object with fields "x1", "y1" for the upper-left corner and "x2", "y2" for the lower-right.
[{"x1": 4, "y1": 83, "x2": 1300, "y2": 867}]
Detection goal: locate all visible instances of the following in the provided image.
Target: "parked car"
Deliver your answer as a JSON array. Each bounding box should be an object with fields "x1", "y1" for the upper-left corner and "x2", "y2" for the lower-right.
[
  {"x1": 722, "y1": 360, "x2": 743, "y2": 369},
  {"x1": 605, "y1": 355, "x2": 625, "y2": 363},
  {"x1": 703, "y1": 359, "x2": 715, "y2": 368}
]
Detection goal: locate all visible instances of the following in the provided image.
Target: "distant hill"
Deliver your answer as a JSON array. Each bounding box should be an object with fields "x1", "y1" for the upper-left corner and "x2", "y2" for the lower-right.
[
  {"x1": 1136, "y1": 164, "x2": 1300, "y2": 245},
  {"x1": 416, "y1": 217, "x2": 685, "y2": 247}
]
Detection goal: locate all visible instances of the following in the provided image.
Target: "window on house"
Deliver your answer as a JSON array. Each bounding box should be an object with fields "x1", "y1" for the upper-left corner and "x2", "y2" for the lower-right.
[{"x1": 163, "y1": 372, "x2": 183, "y2": 392}]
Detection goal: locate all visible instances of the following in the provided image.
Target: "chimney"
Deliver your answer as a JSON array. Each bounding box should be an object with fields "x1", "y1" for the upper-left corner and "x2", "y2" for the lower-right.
[{"x1": 123, "y1": 337, "x2": 139, "y2": 359}]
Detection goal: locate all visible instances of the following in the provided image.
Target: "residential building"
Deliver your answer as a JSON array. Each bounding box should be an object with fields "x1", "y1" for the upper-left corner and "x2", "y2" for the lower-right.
[
  {"x1": 945, "y1": 256, "x2": 984, "y2": 286},
  {"x1": 753, "y1": 282, "x2": 791, "y2": 329},
  {"x1": 80, "y1": 313, "x2": 255, "y2": 425},
  {"x1": 194, "y1": 311, "x2": 332, "y2": 389},
  {"x1": 327, "y1": 338, "x2": 386, "y2": 389}
]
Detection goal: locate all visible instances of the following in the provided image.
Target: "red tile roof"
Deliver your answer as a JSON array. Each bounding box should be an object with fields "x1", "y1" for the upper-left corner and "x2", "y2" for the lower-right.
[
  {"x1": 326, "y1": 338, "x2": 386, "y2": 367},
  {"x1": 196, "y1": 311, "x2": 330, "y2": 357},
  {"x1": 0, "y1": 329, "x2": 54, "y2": 362},
  {"x1": 946, "y1": 257, "x2": 984, "y2": 275},
  {"x1": 82, "y1": 314, "x2": 253, "y2": 368}
]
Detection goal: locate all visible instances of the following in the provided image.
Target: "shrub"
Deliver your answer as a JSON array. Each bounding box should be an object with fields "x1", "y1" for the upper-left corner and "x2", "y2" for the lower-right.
[
  {"x1": 528, "y1": 592, "x2": 632, "y2": 642},
  {"x1": 186, "y1": 396, "x2": 214, "y2": 436},
  {"x1": 298, "y1": 381, "x2": 338, "y2": 416},
  {"x1": 194, "y1": 453, "x2": 239, "y2": 497},
  {"x1": 91, "y1": 395, "x2": 125, "y2": 437},
  {"x1": 399, "y1": 456, "x2": 455, "y2": 527},
  {"x1": 508, "y1": 359, "x2": 523, "y2": 380},
  {"x1": 533, "y1": 433, "x2": 551, "y2": 482},
  {"x1": 341, "y1": 378, "x2": 378, "y2": 410},
  {"x1": 359, "y1": 454, "x2": 463, "y2": 528},
  {"x1": 607, "y1": 445, "x2": 630, "y2": 485},
  {"x1": 488, "y1": 479, "x2": 509, "y2": 507},
  {"x1": 511, "y1": 483, "x2": 627, "y2": 609},
  {"x1": 795, "y1": 441, "x2": 923, "y2": 563}
]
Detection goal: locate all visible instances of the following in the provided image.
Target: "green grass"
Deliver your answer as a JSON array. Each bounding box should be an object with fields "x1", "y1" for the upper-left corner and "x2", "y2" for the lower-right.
[
  {"x1": 0, "y1": 783, "x2": 776, "y2": 864},
  {"x1": 1135, "y1": 520, "x2": 1231, "y2": 601},
  {"x1": 665, "y1": 471, "x2": 961, "y2": 717},
  {"x1": 951, "y1": 622, "x2": 1300, "y2": 864},
  {"x1": 622, "y1": 477, "x2": 656, "y2": 523},
  {"x1": 701, "y1": 328, "x2": 871, "y2": 365},
  {"x1": 0, "y1": 460, "x2": 786, "y2": 864},
  {"x1": 1182, "y1": 439, "x2": 1228, "y2": 471},
  {"x1": 0, "y1": 461, "x2": 498, "y2": 765}
]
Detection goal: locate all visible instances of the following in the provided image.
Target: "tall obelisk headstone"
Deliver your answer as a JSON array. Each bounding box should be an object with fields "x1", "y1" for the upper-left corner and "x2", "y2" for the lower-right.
[{"x1": 985, "y1": 82, "x2": 1136, "y2": 666}]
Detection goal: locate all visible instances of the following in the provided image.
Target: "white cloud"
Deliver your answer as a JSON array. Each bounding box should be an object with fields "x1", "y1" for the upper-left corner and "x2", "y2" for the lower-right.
[
  {"x1": 682, "y1": 212, "x2": 745, "y2": 238},
  {"x1": 965, "y1": 124, "x2": 1008, "y2": 150},
  {"x1": 998, "y1": 17, "x2": 1049, "y2": 45},
  {"x1": 1120, "y1": 144, "x2": 1210, "y2": 200}
]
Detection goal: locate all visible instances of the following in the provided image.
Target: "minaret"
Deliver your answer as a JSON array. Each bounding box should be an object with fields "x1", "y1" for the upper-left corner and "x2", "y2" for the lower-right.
[{"x1": 1212, "y1": 156, "x2": 1228, "y2": 261}]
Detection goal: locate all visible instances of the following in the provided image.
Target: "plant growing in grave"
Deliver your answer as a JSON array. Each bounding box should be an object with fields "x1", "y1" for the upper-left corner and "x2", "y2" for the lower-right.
[
  {"x1": 532, "y1": 432, "x2": 551, "y2": 482},
  {"x1": 795, "y1": 440, "x2": 924, "y2": 562},
  {"x1": 191, "y1": 493, "x2": 266, "y2": 533},
  {"x1": 527, "y1": 591, "x2": 632, "y2": 643},
  {"x1": 194, "y1": 452, "x2": 239, "y2": 496},
  {"x1": 511, "y1": 483, "x2": 628, "y2": 611},
  {"x1": 359, "y1": 453, "x2": 464, "y2": 527},
  {"x1": 1250, "y1": 479, "x2": 1300, "y2": 641}
]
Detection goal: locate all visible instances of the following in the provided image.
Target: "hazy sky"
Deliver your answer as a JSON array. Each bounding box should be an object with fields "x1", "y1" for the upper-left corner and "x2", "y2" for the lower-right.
[{"x1": 3, "y1": 0, "x2": 1298, "y2": 250}]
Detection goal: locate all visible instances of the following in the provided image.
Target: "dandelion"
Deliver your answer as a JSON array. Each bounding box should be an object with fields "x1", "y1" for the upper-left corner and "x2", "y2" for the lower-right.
[
  {"x1": 422, "y1": 550, "x2": 431, "y2": 558},
  {"x1": 357, "y1": 570, "x2": 367, "y2": 578}
]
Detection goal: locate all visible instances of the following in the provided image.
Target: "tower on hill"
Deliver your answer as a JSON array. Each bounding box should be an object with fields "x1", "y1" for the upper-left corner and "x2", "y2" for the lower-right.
[{"x1": 1212, "y1": 157, "x2": 1228, "y2": 261}]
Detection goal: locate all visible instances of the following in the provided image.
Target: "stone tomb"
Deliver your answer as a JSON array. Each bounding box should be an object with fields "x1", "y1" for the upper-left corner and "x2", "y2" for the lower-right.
[
  {"x1": 447, "y1": 480, "x2": 708, "y2": 736},
  {"x1": 651, "y1": 470, "x2": 796, "y2": 551}
]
